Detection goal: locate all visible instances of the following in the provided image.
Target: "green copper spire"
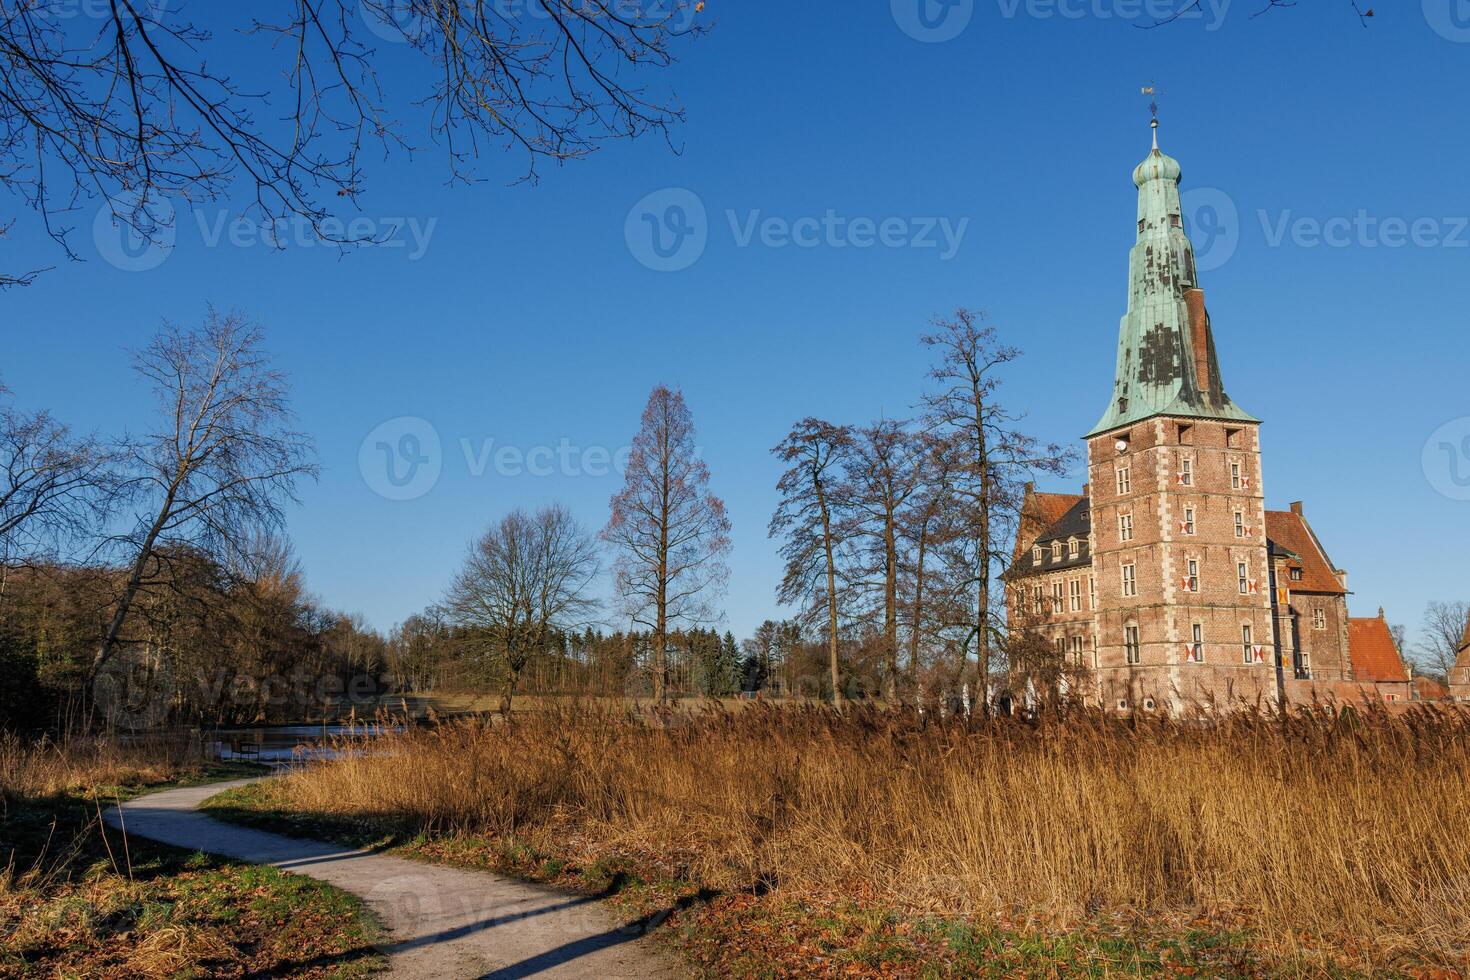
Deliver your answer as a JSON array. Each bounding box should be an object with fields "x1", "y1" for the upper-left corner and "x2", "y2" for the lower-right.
[{"x1": 1087, "y1": 120, "x2": 1257, "y2": 437}]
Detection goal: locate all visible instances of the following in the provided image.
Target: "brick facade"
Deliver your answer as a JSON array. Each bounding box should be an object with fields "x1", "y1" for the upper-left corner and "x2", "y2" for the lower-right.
[{"x1": 1005, "y1": 128, "x2": 1415, "y2": 713}]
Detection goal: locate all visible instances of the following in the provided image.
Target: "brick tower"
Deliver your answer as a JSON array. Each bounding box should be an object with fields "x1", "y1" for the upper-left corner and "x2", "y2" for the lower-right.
[{"x1": 1084, "y1": 120, "x2": 1277, "y2": 712}]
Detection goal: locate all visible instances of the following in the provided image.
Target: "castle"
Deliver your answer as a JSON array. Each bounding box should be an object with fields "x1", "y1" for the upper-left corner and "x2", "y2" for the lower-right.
[{"x1": 1007, "y1": 121, "x2": 1416, "y2": 712}]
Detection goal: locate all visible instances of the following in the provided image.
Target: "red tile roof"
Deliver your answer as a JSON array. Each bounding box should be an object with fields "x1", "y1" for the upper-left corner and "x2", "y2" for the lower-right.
[
  {"x1": 1014, "y1": 490, "x2": 1086, "y2": 563},
  {"x1": 1265, "y1": 509, "x2": 1346, "y2": 595},
  {"x1": 1348, "y1": 616, "x2": 1410, "y2": 683},
  {"x1": 1034, "y1": 492, "x2": 1085, "y2": 529}
]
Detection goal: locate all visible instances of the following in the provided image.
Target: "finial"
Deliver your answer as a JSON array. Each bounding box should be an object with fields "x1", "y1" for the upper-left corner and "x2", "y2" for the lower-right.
[{"x1": 1141, "y1": 83, "x2": 1162, "y2": 150}]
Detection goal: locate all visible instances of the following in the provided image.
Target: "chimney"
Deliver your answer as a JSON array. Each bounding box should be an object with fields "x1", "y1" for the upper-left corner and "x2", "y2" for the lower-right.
[
  {"x1": 1378, "y1": 606, "x2": 1386, "y2": 620},
  {"x1": 1290, "y1": 501, "x2": 1304, "y2": 516},
  {"x1": 1024, "y1": 481, "x2": 1035, "y2": 495},
  {"x1": 1081, "y1": 482, "x2": 1090, "y2": 498}
]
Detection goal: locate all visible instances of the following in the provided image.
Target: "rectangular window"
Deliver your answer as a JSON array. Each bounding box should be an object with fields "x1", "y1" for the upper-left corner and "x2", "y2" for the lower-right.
[
  {"x1": 1056, "y1": 636, "x2": 1066, "y2": 655},
  {"x1": 1188, "y1": 623, "x2": 1203, "y2": 663},
  {"x1": 1313, "y1": 608, "x2": 1326, "y2": 630},
  {"x1": 1125, "y1": 625, "x2": 1141, "y2": 665},
  {"x1": 1033, "y1": 546, "x2": 1042, "y2": 566},
  {"x1": 1089, "y1": 576, "x2": 1096, "y2": 609},
  {"x1": 1116, "y1": 467, "x2": 1131, "y2": 495},
  {"x1": 1234, "y1": 511, "x2": 1245, "y2": 538},
  {"x1": 1237, "y1": 562, "x2": 1249, "y2": 595},
  {"x1": 1069, "y1": 635, "x2": 1084, "y2": 665},
  {"x1": 1242, "y1": 624, "x2": 1255, "y2": 664},
  {"x1": 1032, "y1": 586, "x2": 1043, "y2": 614},
  {"x1": 1183, "y1": 507, "x2": 1196, "y2": 535},
  {"x1": 1068, "y1": 538, "x2": 1079, "y2": 559},
  {"x1": 1231, "y1": 462, "x2": 1241, "y2": 490},
  {"x1": 1051, "y1": 541, "x2": 1062, "y2": 562},
  {"x1": 1052, "y1": 582, "x2": 1064, "y2": 614},
  {"x1": 1185, "y1": 559, "x2": 1199, "y2": 593},
  {"x1": 1119, "y1": 513, "x2": 1134, "y2": 542},
  {"x1": 1180, "y1": 458, "x2": 1194, "y2": 487},
  {"x1": 1122, "y1": 563, "x2": 1137, "y2": 597},
  {"x1": 1069, "y1": 579, "x2": 1082, "y2": 612}
]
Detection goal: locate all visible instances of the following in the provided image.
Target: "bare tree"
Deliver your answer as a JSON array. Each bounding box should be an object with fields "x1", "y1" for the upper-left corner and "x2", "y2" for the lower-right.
[
  {"x1": 0, "y1": 386, "x2": 110, "y2": 564},
  {"x1": 920, "y1": 309, "x2": 1073, "y2": 712},
  {"x1": 898, "y1": 434, "x2": 955, "y2": 686},
  {"x1": 90, "y1": 310, "x2": 317, "y2": 681},
  {"x1": 444, "y1": 504, "x2": 599, "y2": 714},
  {"x1": 771, "y1": 418, "x2": 852, "y2": 705},
  {"x1": 603, "y1": 385, "x2": 730, "y2": 703},
  {"x1": 1415, "y1": 600, "x2": 1470, "y2": 679},
  {"x1": 0, "y1": 0, "x2": 707, "y2": 284},
  {"x1": 841, "y1": 419, "x2": 923, "y2": 700}
]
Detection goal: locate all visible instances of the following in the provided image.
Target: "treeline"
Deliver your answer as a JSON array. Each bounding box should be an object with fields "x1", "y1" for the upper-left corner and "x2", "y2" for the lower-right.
[
  {"x1": 0, "y1": 547, "x2": 385, "y2": 731},
  {"x1": 400, "y1": 308, "x2": 1074, "y2": 711},
  {"x1": 0, "y1": 310, "x2": 371, "y2": 732}
]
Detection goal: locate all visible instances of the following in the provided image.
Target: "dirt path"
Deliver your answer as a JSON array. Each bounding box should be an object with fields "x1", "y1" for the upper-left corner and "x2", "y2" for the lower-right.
[{"x1": 105, "y1": 779, "x2": 684, "y2": 979}]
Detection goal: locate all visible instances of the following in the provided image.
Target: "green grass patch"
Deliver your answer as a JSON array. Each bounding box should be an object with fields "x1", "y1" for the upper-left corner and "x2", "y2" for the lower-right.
[{"x1": 1, "y1": 762, "x2": 385, "y2": 978}]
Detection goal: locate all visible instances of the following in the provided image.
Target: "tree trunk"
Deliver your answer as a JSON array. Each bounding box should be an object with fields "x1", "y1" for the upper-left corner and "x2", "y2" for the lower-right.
[
  {"x1": 884, "y1": 517, "x2": 898, "y2": 702},
  {"x1": 817, "y1": 478, "x2": 841, "y2": 708},
  {"x1": 91, "y1": 482, "x2": 178, "y2": 681},
  {"x1": 910, "y1": 524, "x2": 927, "y2": 685}
]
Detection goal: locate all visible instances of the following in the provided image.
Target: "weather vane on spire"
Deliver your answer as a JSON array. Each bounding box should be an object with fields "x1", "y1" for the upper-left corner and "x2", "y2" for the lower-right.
[{"x1": 1141, "y1": 82, "x2": 1163, "y2": 148}]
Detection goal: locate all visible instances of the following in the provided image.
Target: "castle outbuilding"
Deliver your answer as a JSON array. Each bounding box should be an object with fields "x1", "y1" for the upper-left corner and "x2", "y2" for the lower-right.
[{"x1": 1006, "y1": 122, "x2": 1412, "y2": 712}]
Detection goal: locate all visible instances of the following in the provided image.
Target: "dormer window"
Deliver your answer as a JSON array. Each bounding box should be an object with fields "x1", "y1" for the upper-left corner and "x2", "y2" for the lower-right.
[
  {"x1": 1290, "y1": 568, "x2": 1304, "y2": 582},
  {"x1": 1033, "y1": 546, "x2": 1042, "y2": 566},
  {"x1": 1067, "y1": 537, "x2": 1079, "y2": 559},
  {"x1": 1050, "y1": 541, "x2": 1062, "y2": 562}
]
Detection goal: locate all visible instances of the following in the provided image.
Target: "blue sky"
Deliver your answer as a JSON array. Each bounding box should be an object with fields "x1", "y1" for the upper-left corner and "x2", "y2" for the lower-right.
[{"x1": 4, "y1": 0, "x2": 1468, "y2": 650}]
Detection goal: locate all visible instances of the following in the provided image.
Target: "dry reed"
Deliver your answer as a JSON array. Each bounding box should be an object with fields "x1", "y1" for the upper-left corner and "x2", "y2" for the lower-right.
[{"x1": 270, "y1": 702, "x2": 1470, "y2": 968}]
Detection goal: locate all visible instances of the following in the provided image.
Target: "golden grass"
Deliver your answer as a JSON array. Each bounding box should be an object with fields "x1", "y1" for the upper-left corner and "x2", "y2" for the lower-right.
[
  {"x1": 0, "y1": 731, "x2": 206, "y2": 801},
  {"x1": 268, "y1": 702, "x2": 1470, "y2": 970}
]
